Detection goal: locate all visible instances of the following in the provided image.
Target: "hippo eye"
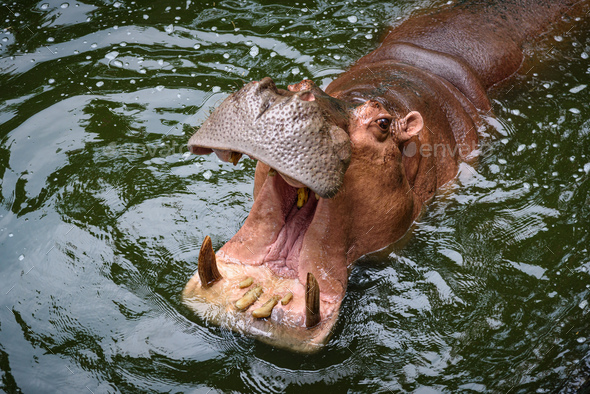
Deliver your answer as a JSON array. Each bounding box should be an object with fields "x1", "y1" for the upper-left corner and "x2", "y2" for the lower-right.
[{"x1": 376, "y1": 118, "x2": 390, "y2": 131}]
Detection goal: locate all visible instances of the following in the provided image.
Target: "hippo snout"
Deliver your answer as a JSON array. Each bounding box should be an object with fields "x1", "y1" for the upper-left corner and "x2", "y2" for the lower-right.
[{"x1": 187, "y1": 77, "x2": 352, "y2": 198}]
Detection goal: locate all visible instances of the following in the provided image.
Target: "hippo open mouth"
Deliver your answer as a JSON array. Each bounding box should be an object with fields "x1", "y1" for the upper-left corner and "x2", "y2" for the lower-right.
[{"x1": 183, "y1": 78, "x2": 354, "y2": 352}]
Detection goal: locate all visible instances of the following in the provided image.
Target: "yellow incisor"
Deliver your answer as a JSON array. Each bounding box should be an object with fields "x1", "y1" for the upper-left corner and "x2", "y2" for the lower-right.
[
  {"x1": 235, "y1": 285, "x2": 263, "y2": 310},
  {"x1": 297, "y1": 187, "x2": 309, "y2": 208},
  {"x1": 252, "y1": 295, "x2": 281, "y2": 318},
  {"x1": 238, "y1": 277, "x2": 253, "y2": 289},
  {"x1": 280, "y1": 292, "x2": 293, "y2": 305}
]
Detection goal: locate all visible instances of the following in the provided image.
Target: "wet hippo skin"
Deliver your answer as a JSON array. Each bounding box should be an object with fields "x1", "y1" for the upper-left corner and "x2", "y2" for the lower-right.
[{"x1": 183, "y1": 0, "x2": 589, "y2": 352}]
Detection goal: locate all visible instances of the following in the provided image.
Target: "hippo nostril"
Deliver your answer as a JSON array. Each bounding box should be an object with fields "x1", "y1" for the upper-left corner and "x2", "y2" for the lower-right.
[{"x1": 299, "y1": 91, "x2": 315, "y2": 102}]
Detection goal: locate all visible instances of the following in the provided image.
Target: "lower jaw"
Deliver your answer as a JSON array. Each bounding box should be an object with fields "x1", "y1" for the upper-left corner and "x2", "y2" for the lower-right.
[{"x1": 182, "y1": 253, "x2": 342, "y2": 352}]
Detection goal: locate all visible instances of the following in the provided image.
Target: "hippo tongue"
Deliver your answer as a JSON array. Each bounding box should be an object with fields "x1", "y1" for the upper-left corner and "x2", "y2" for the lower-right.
[{"x1": 187, "y1": 77, "x2": 351, "y2": 198}]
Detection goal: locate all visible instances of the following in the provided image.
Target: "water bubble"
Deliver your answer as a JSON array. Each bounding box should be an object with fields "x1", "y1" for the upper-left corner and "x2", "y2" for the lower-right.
[
  {"x1": 577, "y1": 337, "x2": 587, "y2": 343},
  {"x1": 48, "y1": 78, "x2": 55, "y2": 84},
  {"x1": 569, "y1": 108, "x2": 581, "y2": 114},
  {"x1": 155, "y1": 85, "x2": 164, "y2": 91},
  {"x1": 143, "y1": 14, "x2": 149, "y2": 20},
  {"x1": 582, "y1": 52, "x2": 589, "y2": 60},
  {"x1": 165, "y1": 24, "x2": 174, "y2": 34},
  {"x1": 211, "y1": 26, "x2": 217, "y2": 31},
  {"x1": 105, "y1": 51, "x2": 118, "y2": 60},
  {"x1": 47, "y1": 37, "x2": 55, "y2": 42},
  {"x1": 203, "y1": 170, "x2": 212, "y2": 180},
  {"x1": 291, "y1": 67, "x2": 300, "y2": 75},
  {"x1": 223, "y1": 53, "x2": 229, "y2": 59},
  {"x1": 41, "y1": 3, "x2": 49, "y2": 9},
  {"x1": 18, "y1": 254, "x2": 24, "y2": 261},
  {"x1": 333, "y1": 54, "x2": 341, "y2": 60},
  {"x1": 270, "y1": 52, "x2": 277, "y2": 58},
  {"x1": 212, "y1": 86, "x2": 220, "y2": 93},
  {"x1": 517, "y1": 144, "x2": 526, "y2": 152},
  {"x1": 112, "y1": 60, "x2": 123, "y2": 68},
  {"x1": 249, "y1": 45, "x2": 259, "y2": 57},
  {"x1": 554, "y1": 35, "x2": 563, "y2": 42},
  {"x1": 8, "y1": 233, "x2": 13, "y2": 237},
  {"x1": 348, "y1": 15, "x2": 358, "y2": 23},
  {"x1": 584, "y1": 163, "x2": 590, "y2": 173},
  {"x1": 365, "y1": 33, "x2": 373, "y2": 39},
  {"x1": 543, "y1": 83, "x2": 551, "y2": 89},
  {"x1": 96, "y1": 81, "x2": 104, "y2": 87},
  {"x1": 60, "y1": 2, "x2": 69, "y2": 8},
  {"x1": 498, "y1": 158, "x2": 507, "y2": 165},
  {"x1": 193, "y1": 43, "x2": 200, "y2": 50},
  {"x1": 139, "y1": 68, "x2": 146, "y2": 74},
  {"x1": 91, "y1": 43, "x2": 98, "y2": 48},
  {"x1": 569, "y1": 84, "x2": 586, "y2": 93},
  {"x1": 114, "y1": 1, "x2": 122, "y2": 7}
]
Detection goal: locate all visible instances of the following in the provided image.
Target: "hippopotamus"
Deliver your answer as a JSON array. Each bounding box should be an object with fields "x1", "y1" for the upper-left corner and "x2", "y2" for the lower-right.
[{"x1": 183, "y1": 0, "x2": 589, "y2": 352}]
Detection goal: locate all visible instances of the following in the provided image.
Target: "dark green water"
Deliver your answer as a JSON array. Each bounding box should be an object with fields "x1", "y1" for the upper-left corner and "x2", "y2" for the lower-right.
[{"x1": 1, "y1": 0, "x2": 589, "y2": 392}]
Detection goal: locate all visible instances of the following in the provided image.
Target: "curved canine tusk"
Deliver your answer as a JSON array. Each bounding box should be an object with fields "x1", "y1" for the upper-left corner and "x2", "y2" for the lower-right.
[
  {"x1": 229, "y1": 151, "x2": 242, "y2": 166},
  {"x1": 198, "y1": 235, "x2": 222, "y2": 288},
  {"x1": 305, "y1": 272, "x2": 321, "y2": 327},
  {"x1": 297, "y1": 187, "x2": 309, "y2": 209}
]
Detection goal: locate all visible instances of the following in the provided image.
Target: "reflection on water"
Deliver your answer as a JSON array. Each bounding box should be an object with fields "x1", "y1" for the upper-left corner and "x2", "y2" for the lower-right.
[{"x1": 1, "y1": 0, "x2": 589, "y2": 392}]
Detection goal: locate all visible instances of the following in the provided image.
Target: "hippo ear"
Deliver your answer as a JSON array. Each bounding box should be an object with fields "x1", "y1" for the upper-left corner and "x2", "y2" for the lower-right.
[{"x1": 395, "y1": 111, "x2": 423, "y2": 143}]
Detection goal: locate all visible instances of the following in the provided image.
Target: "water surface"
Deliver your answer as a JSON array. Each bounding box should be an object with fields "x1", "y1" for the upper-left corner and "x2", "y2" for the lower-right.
[{"x1": 1, "y1": 0, "x2": 589, "y2": 392}]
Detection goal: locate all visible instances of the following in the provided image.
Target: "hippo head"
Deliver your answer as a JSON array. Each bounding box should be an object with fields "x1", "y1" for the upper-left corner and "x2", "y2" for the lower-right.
[{"x1": 183, "y1": 77, "x2": 423, "y2": 352}]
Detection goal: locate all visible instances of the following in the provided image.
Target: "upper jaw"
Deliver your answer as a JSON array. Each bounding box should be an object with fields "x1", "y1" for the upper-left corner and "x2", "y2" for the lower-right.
[{"x1": 187, "y1": 77, "x2": 352, "y2": 198}]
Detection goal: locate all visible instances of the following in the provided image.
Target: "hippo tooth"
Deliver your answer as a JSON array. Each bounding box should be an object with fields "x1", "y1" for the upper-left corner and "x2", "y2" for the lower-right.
[
  {"x1": 268, "y1": 168, "x2": 276, "y2": 177},
  {"x1": 297, "y1": 187, "x2": 309, "y2": 209},
  {"x1": 280, "y1": 291, "x2": 293, "y2": 306},
  {"x1": 315, "y1": 193, "x2": 320, "y2": 200},
  {"x1": 305, "y1": 272, "x2": 321, "y2": 327},
  {"x1": 198, "y1": 235, "x2": 222, "y2": 288},
  {"x1": 235, "y1": 285, "x2": 263, "y2": 311},
  {"x1": 238, "y1": 277, "x2": 254, "y2": 289},
  {"x1": 229, "y1": 151, "x2": 242, "y2": 166},
  {"x1": 252, "y1": 295, "x2": 281, "y2": 318}
]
